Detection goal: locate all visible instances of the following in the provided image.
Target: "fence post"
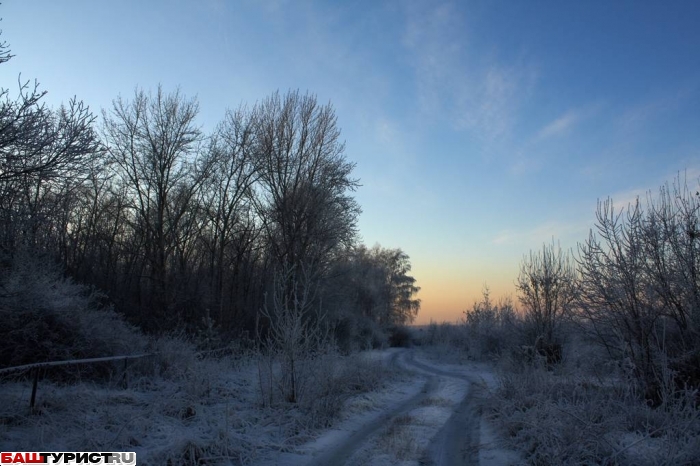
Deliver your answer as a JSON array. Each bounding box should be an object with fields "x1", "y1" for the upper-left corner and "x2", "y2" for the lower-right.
[
  {"x1": 30, "y1": 367, "x2": 39, "y2": 410},
  {"x1": 122, "y1": 358, "x2": 129, "y2": 389}
]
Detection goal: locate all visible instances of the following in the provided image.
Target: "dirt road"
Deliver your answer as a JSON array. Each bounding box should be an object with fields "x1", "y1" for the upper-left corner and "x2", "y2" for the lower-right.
[
  {"x1": 401, "y1": 350, "x2": 482, "y2": 466},
  {"x1": 305, "y1": 348, "x2": 508, "y2": 466}
]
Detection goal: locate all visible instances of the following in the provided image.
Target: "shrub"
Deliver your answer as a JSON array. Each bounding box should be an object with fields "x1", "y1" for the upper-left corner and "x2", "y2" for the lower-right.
[
  {"x1": 576, "y1": 179, "x2": 700, "y2": 402},
  {"x1": 489, "y1": 356, "x2": 700, "y2": 465},
  {"x1": 463, "y1": 288, "x2": 522, "y2": 360},
  {"x1": 388, "y1": 325, "x2": 413, "y2": 347},
  {"x1": 0, "y1": 255, "x2": 147, "y2": 374}
]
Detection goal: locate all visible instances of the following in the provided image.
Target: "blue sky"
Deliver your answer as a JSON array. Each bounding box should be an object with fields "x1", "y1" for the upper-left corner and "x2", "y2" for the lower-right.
[{"x1": 2, "y1": 0, "x2": 700, "y2": 323}]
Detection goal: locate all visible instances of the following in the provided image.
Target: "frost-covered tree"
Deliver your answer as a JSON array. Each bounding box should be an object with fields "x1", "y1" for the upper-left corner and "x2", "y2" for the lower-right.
[
  {"x1": 0, "y1": 29, "x2": 99, "y2": 253},
  {"x1": 199, "y1": 105, "x2": 260, "y2": 327},
  {"x1": 517, "y1": 240, "x2": 577, "y2": 347},
  {"x1": 102, "y1": 86, "x2": 209, "y2": 328},
  {"x1": 338, "y1": 245, "x2": 421, "y2": 327},
  {"x1": 577, "y1": 175, "x2": 700, "y2": 401},
  {"x1": 252, "y1": 91, "x2": 360, "y2": 285}
]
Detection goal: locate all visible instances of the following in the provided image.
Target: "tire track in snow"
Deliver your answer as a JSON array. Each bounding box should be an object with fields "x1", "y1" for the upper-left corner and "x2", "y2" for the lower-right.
[
  {"x1": 307, "y1": 349, "x2": 489, "y2": 466},
  {"x1": 404, "y1": 352, "x2": 482, "y2": 466},
  {"x1": 307, "y1": 350, "x2": 438, "y2": 466}
]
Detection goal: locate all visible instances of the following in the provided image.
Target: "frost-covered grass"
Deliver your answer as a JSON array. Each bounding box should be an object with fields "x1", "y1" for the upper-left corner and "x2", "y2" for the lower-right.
[
  {"x1": 0, "y1": 342, "x2": 395, "y2": 465},
  {"x1": 486, "y1": 361, "x2": 700, "y2": 465},
  {"x1": 375, "y1": 414, "x2": 419, "y2": 461},
  {"x1": 420, "y1": 327, "x2": 700, "y2": 465}
]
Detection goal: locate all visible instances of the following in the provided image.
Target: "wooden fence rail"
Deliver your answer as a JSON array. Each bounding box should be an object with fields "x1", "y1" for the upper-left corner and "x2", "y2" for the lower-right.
[
  {"x1": 0, "y1": 345, "x2": 241, "y2": 410},
  {"x1": 0, "y1": 353, "x2": 156, "y2": 376},
  {"x1": 0, "y1": 353, "x2": 156, "y2": 409}
]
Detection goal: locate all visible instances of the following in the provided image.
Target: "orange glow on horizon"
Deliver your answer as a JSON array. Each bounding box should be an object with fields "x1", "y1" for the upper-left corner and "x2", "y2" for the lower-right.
[{"x1": 411, "y1": 266, "x2": 519, "y2": 325}]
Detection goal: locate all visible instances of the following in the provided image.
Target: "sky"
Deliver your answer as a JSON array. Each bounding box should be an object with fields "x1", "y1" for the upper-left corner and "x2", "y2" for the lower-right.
[{"x1": 2, "y1": 0, "x2": 700, "y2": 324}]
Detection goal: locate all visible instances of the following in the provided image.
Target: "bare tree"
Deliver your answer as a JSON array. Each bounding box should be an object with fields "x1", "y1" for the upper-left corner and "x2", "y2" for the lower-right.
[
  {"x1": 252, "y1": 90, "x2": 360, "y2": 285},
  {"x1": 517, "y1": 240, "x2": 577, "y2": 361},
  {"x1": 102, "y1": 86, "x2": 208, "y2": 328},
  {"x1": 577, "y1": 198, "x2": 669, "y2": 401},
  {"x1": 0, "y1": 91, "x2": 99, "y2": 184},
  {"x1": 642, "y1": 179, "x2": 700, "y2": 348},
  {"x1": 258, "y1": 263, "x2": 328, "y2": 404},
  {"x1": 0, "y1": 26, "x2": 99, "y2": 254},
  {"x1": 200, "y1": 105, "x2": 260, "y2": 326},
  {"x1": 576, "y1": 176, "x2": 700, "y2": 402},
  {"x1": 0, "y1": 22, "x2": 13, "y2": 65}
]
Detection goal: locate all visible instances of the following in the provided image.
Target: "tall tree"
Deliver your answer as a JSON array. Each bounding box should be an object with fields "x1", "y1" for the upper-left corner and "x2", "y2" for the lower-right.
[
  {"x1": 102, "y1": 86, "x2": 208, "y2": 329},
  {"x1": 200, "y1": 105, "x2": 260, "y2": 327},
  {"x1": 252, "y1": 90, "x2": 360, "y2": 302}
]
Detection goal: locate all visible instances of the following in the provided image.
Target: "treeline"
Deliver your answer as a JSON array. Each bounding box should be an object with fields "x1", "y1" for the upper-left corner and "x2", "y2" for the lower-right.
[
  {"x1": 457, "y1": 176, "x2": 700, "y2": 405},
  {"x1": 433, "y1": 180, "x2": 700, "y2": 464},
  {"x1": 0, "y1": 31, "x2": 420, "y2": 365}
]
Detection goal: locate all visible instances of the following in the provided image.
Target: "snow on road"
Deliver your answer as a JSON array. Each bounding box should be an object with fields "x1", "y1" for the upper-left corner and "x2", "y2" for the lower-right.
[
  {"x1": 1, "y1": 347, "x2": 519, "y2": 465},
  {"x1": 279, "y1": 348, "x2": 520, "y2": 466}
]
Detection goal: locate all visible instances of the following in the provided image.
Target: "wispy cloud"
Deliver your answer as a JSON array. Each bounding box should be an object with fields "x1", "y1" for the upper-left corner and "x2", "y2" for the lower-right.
[
  {"x1": 508, "y1": 149, "x2": 543, "y2": 176},
  {"x1": 604, "y1": 187, "x2": 647, "y2": 210},
  {"x1": 457, "y1": 63, "x2": 538, "y2": 141},
  {"x1": 399, "y1": 1, "x2": 537, "y2": 141},
  {"x1": 606, "y1": 166, "x2": 700, "y2": 208},
  {"x1": 536, "y1": 111, "x2": 580, "y2": 140},
  {"x1": 614, "y1": 85, "x2": 696, "y2": 136},
  {"x1": 491, "y1": 220, "x2": 590, "y2": 248},
  {"x1": 376, "y1": 117, "x2": 400, "y2": 146},
  {"x1": 535, "y1": 103, "x2": 603, "y2": 142}
]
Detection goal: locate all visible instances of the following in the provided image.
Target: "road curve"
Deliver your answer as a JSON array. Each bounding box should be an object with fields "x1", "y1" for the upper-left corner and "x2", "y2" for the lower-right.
[
  {"x1": 307, "y1": 350, "x2": 439, "y2": 466},
  {"x1": 404, "y1": 351, "x2": 483, "y2": 466},
  {"x1": 307, "y1": 349, "x2": 484, "y2": 466}
]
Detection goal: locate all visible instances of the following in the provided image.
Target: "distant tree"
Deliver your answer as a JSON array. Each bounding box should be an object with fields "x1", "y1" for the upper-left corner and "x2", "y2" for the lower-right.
[
  {"x1": 517, "y1": 240, "x2": 577, "y2": 352},
  {"x1": 464, "y1": 286, "x2": 519, "y2": 359},
  {"x1": 339, "y1": 245, "x2": 421, "y2": 327},
  {"x1": 379, "y1": 247, "x2": 421, "y2": 326},
  {"x1": 316, "y1": 244, "x2": 422, "y2": 351}
]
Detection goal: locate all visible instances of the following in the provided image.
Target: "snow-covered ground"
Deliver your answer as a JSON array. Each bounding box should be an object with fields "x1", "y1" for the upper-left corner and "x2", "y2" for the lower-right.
[
  {"x1": 293, "y1": 348, "x2": 520, "y2": 466},
  {"x1": 0, "y1": 348, "x2": 519, "y2": 465}
]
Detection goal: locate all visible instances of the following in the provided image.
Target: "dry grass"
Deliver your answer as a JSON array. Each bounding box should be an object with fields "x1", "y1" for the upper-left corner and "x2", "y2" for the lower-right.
[
  {"x1": 486, "y1": 362, "x2": 700, "y2": 465},
  {"x1": 376, "y1": 414, "x2": 419, "y2": 461},
  {"x1": 420, "y1": 396, "x2": 453, "y2": 407},
  {"x1": 0, "y1": 341, "x2": 395, "y2": 465}
]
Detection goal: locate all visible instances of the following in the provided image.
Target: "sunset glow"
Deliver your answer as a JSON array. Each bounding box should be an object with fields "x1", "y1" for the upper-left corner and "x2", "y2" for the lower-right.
[{"x1": 3, "y1": 1, "x2": 699, "y2": 323}]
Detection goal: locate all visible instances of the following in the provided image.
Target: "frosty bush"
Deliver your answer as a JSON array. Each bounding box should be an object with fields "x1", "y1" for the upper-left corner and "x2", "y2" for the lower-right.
[
  {"x1": 299, "y1": 352, "x2": 388, "y2": 429},
  {"x1": 463, "y1": 287, "x2": 521, "y2": 360},
  {"x1": 488, "y1": 362, "x2": 700, "y2": 465},
  {"x1": 577, "y1": 175, "x2": 700, "y2": 402},
  {"x1": 517, "y1": 241, "x2": 577, "y2": 365},
  {"x1": 0, "y1": 254, "x2": 147, "y2": 372},
  {"x1": 257, "y1": 264, "x2": 331, "y2": 404}
]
